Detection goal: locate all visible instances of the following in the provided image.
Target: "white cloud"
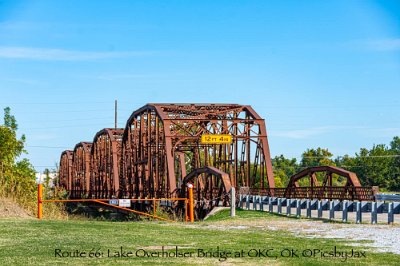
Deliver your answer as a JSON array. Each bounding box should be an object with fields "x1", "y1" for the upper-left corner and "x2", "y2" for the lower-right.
[
  {"x1": 366, "y1": 38, "x2": 400, "y2": 51},
  {"x1": 269, "y1": 125, "x2": 400, "y2": 139},
  {"x1": 0, "y1": 47, "x2": 154, "y2": 61}
]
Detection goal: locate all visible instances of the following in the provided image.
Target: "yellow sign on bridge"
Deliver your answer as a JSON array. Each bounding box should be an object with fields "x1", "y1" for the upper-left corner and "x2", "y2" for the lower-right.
[{"x1": 201, "y1": 134, "x2": 232, "y2": 144}]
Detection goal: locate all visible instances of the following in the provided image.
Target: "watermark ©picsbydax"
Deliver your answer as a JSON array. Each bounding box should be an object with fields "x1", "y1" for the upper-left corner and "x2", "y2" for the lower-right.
[{"x1": 54, "y1": 246, "x2": 366, "y2": 262}]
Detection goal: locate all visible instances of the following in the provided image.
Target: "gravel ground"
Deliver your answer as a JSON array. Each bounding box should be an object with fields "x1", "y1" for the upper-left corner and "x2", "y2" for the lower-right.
[
  {"x1": 284, "y1": 221, "x2": 400, "y2": 255},
  {"x1": 194, "y1": 216, "x2": 400, "y2": 255}
]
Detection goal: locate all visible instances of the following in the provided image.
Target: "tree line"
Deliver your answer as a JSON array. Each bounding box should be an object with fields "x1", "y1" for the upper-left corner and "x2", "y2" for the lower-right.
[{"x1": 272, "y1": 138, "x2": 400, "y2": 191}]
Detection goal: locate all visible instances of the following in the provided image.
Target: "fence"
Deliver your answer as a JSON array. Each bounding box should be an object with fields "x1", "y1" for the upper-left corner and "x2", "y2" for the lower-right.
[{"x1": 37, "y1": 184, "x2": 194, "y2": 222}]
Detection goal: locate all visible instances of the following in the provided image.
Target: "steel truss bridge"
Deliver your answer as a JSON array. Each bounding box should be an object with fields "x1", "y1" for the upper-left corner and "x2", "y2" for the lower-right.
[{"x1": 59, "y1": 103, "x2": 375, "y2": 220}]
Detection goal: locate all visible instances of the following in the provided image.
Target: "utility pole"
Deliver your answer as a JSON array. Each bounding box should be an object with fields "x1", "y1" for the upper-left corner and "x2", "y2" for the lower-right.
[{"x1": 114, "y1": 100, "x2": 117, "y2": 129}]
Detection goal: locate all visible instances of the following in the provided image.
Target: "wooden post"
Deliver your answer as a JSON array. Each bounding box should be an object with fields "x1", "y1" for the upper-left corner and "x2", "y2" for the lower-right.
[
  {"x1": 260, "y1": 196, "x2": 264, "y2": 211},
  {"x1": 342, "y1": 201, "x2": 348, "y2": 222},
  {"x1": 388, "y1": 202, "x2": 394, "y2": 224},
  {"x1": 38, "y1": 184, "x2": 43, "y2": 219},
  {"x1": 253, "y1": 196, "x2": 257, "y2": 211},
  {"x1": 329, "y1": 200, "x2": 335, "y2": 220},
  {"x1": 230, "y1": 187, "x2": 236, "y2": 217},
  {"x1": 277, "y1": 198, "x2": 282, "y2": 214},
  {"x1": 268, "y1": 197, "x2": 273, "y2": 213},
  {"x1": 296, "y1": 199, "x2": 301, "y2": 217},
  {"x1": 188, "y1": 184, "x2": 194, "y2": 222},
  {"x1": 371, "y1": 202, "x2": 377, "y2": 224},
  {"x1": 286, "y1": 199, "x2": 291, "y2": 216},
  {"x1": 306, "y1": 199, "x2": 311, "y2": 218},
  {"x1": 317, "y1": 200, "x2": 323, "y2": 218},
  {"x1": 356, "y1": 202, "x2": 362, "y2": 224}
]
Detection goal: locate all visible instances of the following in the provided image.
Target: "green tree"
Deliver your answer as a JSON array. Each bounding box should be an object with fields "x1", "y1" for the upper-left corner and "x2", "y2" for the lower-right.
[
  {"x1": 0, "y1": 107, "x2": 36, "y2": 209},
  {"x1": 272, "y1": 155, "x2": 298, "y2": 187},
  {"x1": 0, "y1": 107, "x2": 26, "y2": 168},
  {"x1": 336, "y1": 137, "x2": 400, "y2": 191},
  {"x1": 389, "y1": 137, "x2": 400, "y2": 190},
  {"x1": 356, "y1": 145, "x2": 392, "y2": 188},
  {"x1": 301, "y1": 148, "x2": 335, "y2": 168}
]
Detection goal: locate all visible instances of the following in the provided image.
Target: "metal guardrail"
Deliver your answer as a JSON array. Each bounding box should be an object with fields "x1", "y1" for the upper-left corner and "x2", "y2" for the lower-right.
[
  {"x1": 245, "y1": 186, "x2": 375, "y2": 201},
  {"x1": 375, "y1": 194, "x2": 400, "y2": 202},
  {"x1": 239, "y1": 194, "x2": 400, "y2": 224}
]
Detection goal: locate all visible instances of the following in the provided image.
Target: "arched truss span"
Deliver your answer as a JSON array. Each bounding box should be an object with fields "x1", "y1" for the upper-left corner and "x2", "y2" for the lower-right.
[
  {"x1": 285, "y1": 166, "x2": 366, "y2": 200},
  {"x1": 180, "y1": 166, "x2": 232, "y2": 219},
  {"x1": 120, "y1": 103, "x2": 275, "y2": 200},
  {"x1": 59, "y1": 150, "x2": 73, "y2": 191},
  {"x1": 72, "y1": 142, "x2": 92, "y2": 198},
  {"x1": 91, "y1": 128, "x2": 124, "y2": 198}
]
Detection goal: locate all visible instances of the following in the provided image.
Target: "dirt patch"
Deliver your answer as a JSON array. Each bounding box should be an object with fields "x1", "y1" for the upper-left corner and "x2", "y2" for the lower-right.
[{"x1": 0, "y1": 198, "x2": 31, "y2": 218}]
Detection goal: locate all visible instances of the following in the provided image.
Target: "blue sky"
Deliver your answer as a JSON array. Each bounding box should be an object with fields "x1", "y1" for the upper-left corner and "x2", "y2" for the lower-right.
[{"x1": 0, "y1": 0, "x2": 399, "y2": 172}]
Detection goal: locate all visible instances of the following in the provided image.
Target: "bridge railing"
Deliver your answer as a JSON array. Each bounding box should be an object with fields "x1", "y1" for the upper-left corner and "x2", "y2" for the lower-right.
[
  {"x1": 238, "y1": 194, "x2": 400, "y2": 224},
  {"x1": 246, "y1": 186, "x2": 375, "y2": 201}
]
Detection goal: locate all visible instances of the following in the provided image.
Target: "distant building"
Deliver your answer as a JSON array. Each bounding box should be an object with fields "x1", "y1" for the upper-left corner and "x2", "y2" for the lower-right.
[{"x1": 35, "y1": 172, "x2": 58, "y2": 186}]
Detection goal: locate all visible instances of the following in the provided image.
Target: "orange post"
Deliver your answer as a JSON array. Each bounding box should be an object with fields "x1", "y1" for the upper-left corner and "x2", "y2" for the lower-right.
[
  {"x1": 188, "y1": 184, "x2": 194, "y2": 222},
  {"x1": 185, "y1": 199, "x2": 188, "y2": 222},
  {"x1": 38, "y1": 184, "x2": 43, "y2": 219}
]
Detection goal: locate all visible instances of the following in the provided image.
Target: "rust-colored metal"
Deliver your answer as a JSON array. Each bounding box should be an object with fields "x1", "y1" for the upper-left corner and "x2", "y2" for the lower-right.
[
  {"x1": 287, "y1": 166, "x2": 362, "y2": 188},
  {"x1": 72, "y1": 142, "x2": 92, "y2": 198},
  {"x1": 284, "y1": 166, "x2": 371, "y2": 201},
  {"x1": 247, "y1": 166, "x2": 375, "y2": 201},
  {"x1": 59, "y1": 150, "x2": 73, "y2": 190},
  {"x1": 90, "y1": 128, "x2": 124, "y2": 198},
  {"x1": 180, "y1": 166, "x2": 232, "y2": 219},
  {"x1": 120, "y1": 103, "x2": 275, "y2": 201},
  {"x1": 58, "y1": 103, "x2": 376, "y2": 220},
  {"x1": 248, "y1": 186, "x2": 375, "y2": 201}
]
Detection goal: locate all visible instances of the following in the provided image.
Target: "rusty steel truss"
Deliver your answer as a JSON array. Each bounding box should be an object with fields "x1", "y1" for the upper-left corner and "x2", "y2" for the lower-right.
[
  {"x1": 90, "y1": 128, "x2": 124, "y2": 199},
  {"x1": 120, "y1": 104, "x2": 274, "y2": 198},
  {"x1": 71, "y1": 142, "x2": 92, "y2": 198},
  {"x1": 58, "y1": 103, "x2": 375, "y2": 219},
  {"x1": 284, "y1": 166, "x2": 372, "y2": 201},
  {"x1": 59, "y1": 150, "x2": 73, "y2": 191},
  {"x1": 248, "y1": 166, "x2": 374, "y2": 201}
]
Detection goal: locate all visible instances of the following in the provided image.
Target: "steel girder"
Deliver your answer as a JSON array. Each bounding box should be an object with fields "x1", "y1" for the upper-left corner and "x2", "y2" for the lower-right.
[
  {"x1": 72, "y1": 142, "x2": 92, "y2": 198},
  {"x1": 90, "y1": 128, "x2": 124, "y2": 199},
  {"x1": 120, "y1": 103, "x2": 275, "y2": 200}
]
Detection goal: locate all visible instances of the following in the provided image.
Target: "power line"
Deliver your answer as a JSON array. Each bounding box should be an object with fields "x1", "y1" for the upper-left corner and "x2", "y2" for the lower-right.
[
  {"x1": 299, "y1": 155, "x2": 400, "y2": 159},
  {"x1": 22, "y1": 116, "x2": 114, "y2": 123},
  {"x1": 12, "y1": 109, "x2": 115, "y2": 114},
  {"x1": 0, "y1": 101, "x2": 112, "y2": 105},
  {"x1": 26, "y1": 123, "x2": 109, "y2": 130},
  {"x1": 27, "y1": 145, "x2": 70, "y2": 149}
]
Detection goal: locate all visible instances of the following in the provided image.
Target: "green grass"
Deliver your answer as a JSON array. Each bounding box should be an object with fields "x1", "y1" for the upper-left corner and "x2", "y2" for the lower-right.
[{"x1": 0, "y1": 209, "x2": 399, "y2": 265}]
